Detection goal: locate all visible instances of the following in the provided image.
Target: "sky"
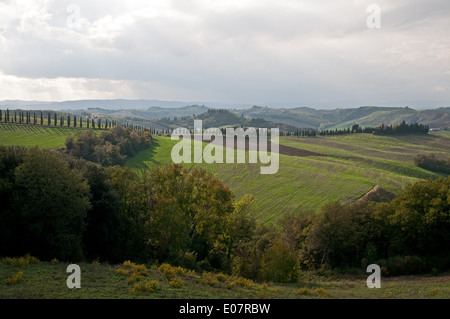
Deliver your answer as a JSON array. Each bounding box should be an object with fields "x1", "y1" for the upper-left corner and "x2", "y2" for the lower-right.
[{"x1": 0, "y1": 0, "x2": 449, "y2": 109}]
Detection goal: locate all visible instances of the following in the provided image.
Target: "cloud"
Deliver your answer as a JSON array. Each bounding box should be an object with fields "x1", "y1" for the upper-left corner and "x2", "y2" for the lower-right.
[{"x1": 0, "y1": 0, "x2": 448, "y2": 107}]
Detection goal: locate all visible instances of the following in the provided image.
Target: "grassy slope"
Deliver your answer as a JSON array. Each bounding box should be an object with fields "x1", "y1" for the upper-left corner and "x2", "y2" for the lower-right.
[
  {"x1": 1, "y1": 123, "x2": 448, "y2": 224},
  {"x1": 0, "y1": 123, "x2": 99, "y2": 149},
  {"x1": 1, "y1": 260, "x2": 449, "y2": 299},
  {"x1": 125, "y1": 133, "x2": 450, "y2": 223}
]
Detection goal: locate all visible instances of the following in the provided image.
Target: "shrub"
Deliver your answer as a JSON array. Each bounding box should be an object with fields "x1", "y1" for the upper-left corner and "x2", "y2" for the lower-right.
[
  {"x1": 2, "y1": 255, "x2": 39, "y2": 268},
  {"x1": 215, "y1": 273, "x2": 228, "y2": 283},
  {"x1": 296, "y1": 287, "x2": 313, "y2": 296},
  {"x1": 260, "y1": 239, "x2": 299, "y2": 283},
  {"x1": 376, "y1": 255, "x2": 428, "y2": 276},
  {"x1": 158, "y1": 263, "x2": 187, "y2": 281},
  {"x1": 116, "y1": 268, "x2": 130, "y2": 276},
  {"x1": 229, "y1": 276, "x2": 255, "y2": 290},
  {"x1": 131, "y1": 280, "x2": 160, "y2": 293},
  {"x1": 201, "y1": 272, "x2": 219, "y2": 287},
  {"x1": 314, "y1": 287, "x2": 333, "y2": 298},
  {"x1": 169, "y1": 277, "x2": 184, "y2": 288},
  {"x1": 5, "y1": 271, "x2": 24, "y2": 285},
  {"x1": 127, "y1": 272, "x2": 144, "y2": 285},
  {"x1": 92, "y1": 257, "x2": 101, "y2": 265}
]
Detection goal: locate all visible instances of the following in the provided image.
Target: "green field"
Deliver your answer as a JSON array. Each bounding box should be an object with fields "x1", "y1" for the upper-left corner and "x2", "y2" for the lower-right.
[
  {"x1": 0, "y1": 123, "x2": 99, "y2": 149},
  {"x1": 1, "y1": 123, "x2": 449, "y2": 224},
  {"x1": 125, "y1": 133, "x2": 450, "y2": 223},
  {"x1": 1, "y1": 258, "x2": 449, "y2": 299}
]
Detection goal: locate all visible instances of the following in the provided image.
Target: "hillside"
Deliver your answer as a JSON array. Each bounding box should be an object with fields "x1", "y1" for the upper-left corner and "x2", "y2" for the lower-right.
[
  {"x1": 230, "y1": 106, "x2": 450, "y2": 131},
  {"x1": 79, "y1": 105, "x2": 450, "y2": 132},
  {"x1": 0, "y1": 123, "x2": 93, "y2": 149},
  {"x1": 126, "y1": 132, "x2": 450, "y2": 223},
  {"x1": 5, "y1": 102, "x2": 450, "y2": 132},
  {"x1": 154, "y1": 108, "x2": 302, "y2": 132}
]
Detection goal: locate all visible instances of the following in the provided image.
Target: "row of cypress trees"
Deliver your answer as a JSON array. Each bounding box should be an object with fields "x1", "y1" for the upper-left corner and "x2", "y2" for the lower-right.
[{"x1": 0, "y1": 109, "x2": 117, "y2": 129}]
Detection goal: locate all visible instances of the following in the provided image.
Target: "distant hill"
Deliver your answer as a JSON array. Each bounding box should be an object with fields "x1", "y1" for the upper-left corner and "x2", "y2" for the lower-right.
[
  {"x1": 2, "y1": 100, "x2": 449, "y2": 131},
  {"x1": 154, "y1": 109, "x2": 302, "y2": 132},
  {"x1": 0, "y1": 99, "x2": 251, "y2": 111},
  {"x1": 229, "y1": 106, "x2": 450, "y2": 130}
]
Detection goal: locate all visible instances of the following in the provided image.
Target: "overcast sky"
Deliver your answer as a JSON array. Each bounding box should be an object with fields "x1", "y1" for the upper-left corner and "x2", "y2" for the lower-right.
[{"x1": 0, "y1": 0, "x2": 449, "y2": 108}]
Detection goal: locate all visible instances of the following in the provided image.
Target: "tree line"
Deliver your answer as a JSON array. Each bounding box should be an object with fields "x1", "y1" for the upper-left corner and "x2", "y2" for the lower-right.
[
  {"x1": 414, "y1": 154, "x2": 450, "y2": 175},
  {"x1": 1, "y1": 143, "x2": 449, "y2": 281},
  {"x1": 318, "y1": 121, "x2": 429, "y2": 136},
  {"x1": 0, "y1": 109, "x2": 119, "y2": 130},
  {"x1": 65, "y1": 126, "x2": 153, "y2": 166}
]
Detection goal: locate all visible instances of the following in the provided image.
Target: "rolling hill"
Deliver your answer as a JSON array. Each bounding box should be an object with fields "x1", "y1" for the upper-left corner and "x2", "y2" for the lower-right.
[
  {"x1": 230, "y1": 106, "x2": 450, "y2": 130},
  {"x1": 125, "y1": 132, "x2": 450, "y2": 223}
]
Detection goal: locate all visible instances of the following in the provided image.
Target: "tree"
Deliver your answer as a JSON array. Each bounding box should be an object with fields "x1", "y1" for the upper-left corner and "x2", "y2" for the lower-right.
[
  {"x1": 8, "y1": 148, "x2": 91, "y2": 261},
  {"x1": 215, "y1": 194, "x2": 256, "y2": 268},
  {"x1": 66, "y1": 157, "x2": 124, "y2": 262},
  {"x1": 147, "y1": 164, "x2": 235, "y2": 264},
  {"x1": 260, "y1": 237, "x2": 300, "y2": 283},
  {"x1": 303, "y1": 201, "x2": 373, "y2": 268},
  {"x1": 373, "y1": 177, "x2": 450, "y2": 257}
]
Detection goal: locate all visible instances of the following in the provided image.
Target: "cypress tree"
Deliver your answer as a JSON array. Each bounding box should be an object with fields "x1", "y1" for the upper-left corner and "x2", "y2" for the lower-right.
[
  {"x1": 40, "y1": 112, "x2": 43, "y2": 125},
  {"x1": 60, "y1": 116, "x2": 64, "y2": 127},
  {"x1": 67, "y1": 115, "x2": 71, "y2": 127},
  {"x1": 6, "y1": 109, "x2": 9, "y2": 122},
  {"x1": 80, "y1": 116, "x2": 82, "y2": 128},
  {"x1": 54, "y1": 113, "x2": 57, "y2": 126},
  {"x1": 87, "y1": 118, "x2": 90, "y2": 128},
  {"x1": 92, "y1": 118, "x2": 95, "y2": 129},
  {"x1": 74, "y1": 116, "x2": 77, "y2": 127},
  {"x1": 0, "y1": 109, "x2": 2, "y2": 122},
  {"x1": 48, "y1": 113, "x2": 51, "y2": 126}
]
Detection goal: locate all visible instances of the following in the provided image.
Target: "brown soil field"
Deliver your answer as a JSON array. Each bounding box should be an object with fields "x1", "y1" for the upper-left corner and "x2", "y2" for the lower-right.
[{"x1": 197, "y1": 136, "x2": 323, "y2": 157}]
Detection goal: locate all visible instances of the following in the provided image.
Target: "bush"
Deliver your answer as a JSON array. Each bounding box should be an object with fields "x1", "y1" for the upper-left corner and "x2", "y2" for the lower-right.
[
  {"x1": 1, "y1": 255, "x2": 39, "y2": 268},
  {"x1": 5, "y1": 271, "x2": 24, "y2": 285},
  {"x1": 296, "y1": 287, "x2": 313, "y2": 296},
  {"x1": 131, "y1": 280, "x2": 160, "y2": 293},
  {"x1": 158, "y1": 263, "x2": 188, "y2": 281},
  {"x1": 376, "y1": 256, "x2": 428, "y2": 276},
  {"x1": 260, "y1": 239, "x2": 299, "y2": 283},
  {"x1": 168, "y1": 277, "x2": 184, "y2": 288}
]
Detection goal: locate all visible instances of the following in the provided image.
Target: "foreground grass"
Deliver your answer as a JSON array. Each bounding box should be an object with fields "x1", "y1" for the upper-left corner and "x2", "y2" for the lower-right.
[{"x1": 0, "y1": 258, "x2": 449, "y2": 299}]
